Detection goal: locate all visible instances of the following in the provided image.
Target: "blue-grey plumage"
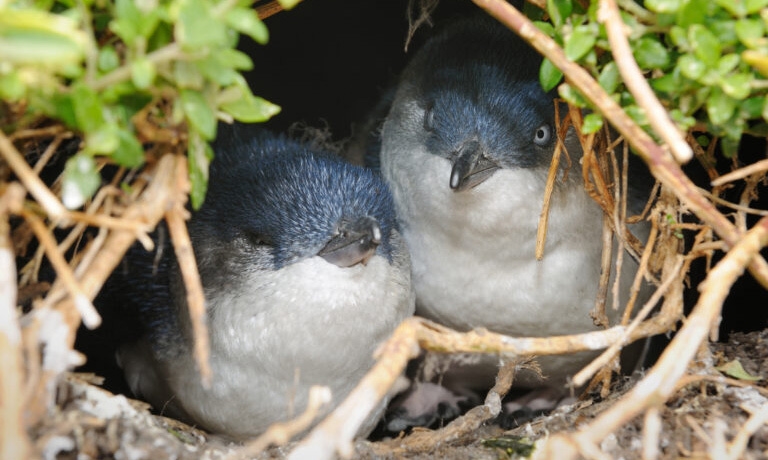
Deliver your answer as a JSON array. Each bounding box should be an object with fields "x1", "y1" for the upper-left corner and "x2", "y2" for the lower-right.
[
  {"x1": 116, "y1": 125, "x2": 414, "y2": 440},
  {"x1": 378, "y1": 15, "x2": 653, "y2": 412}
]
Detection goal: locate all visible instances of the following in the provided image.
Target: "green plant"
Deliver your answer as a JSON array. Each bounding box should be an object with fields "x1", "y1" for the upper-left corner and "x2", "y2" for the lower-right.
[
  {"x1": 535, "y1": 0, "x2": 768, "y2": 156},
  {"x1": 0, "y1": 0, "x2": 288, "y2": 209}
]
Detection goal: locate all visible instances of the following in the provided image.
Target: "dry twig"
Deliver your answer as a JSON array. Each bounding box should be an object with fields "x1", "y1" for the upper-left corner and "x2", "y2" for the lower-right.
[
  {"x1": 0, "y1": 184, "x2": 30, "y2": 460},
  {"x1": 642, "y1": 407, "x2": 662, "y2": 460},
  {"x1": 288, "y1": 319, "x2": 421, "y2": 460},
  {"x1": 20, "y1": 154, "x2": 184, "y2": 429},
  {"x1": 535, "y1": 106, "x2": 569, "y2": 260},
  {"x1": 164, "y1": 159, "x2": 212, "y2": 385},
  {"x1": 228, "y1": 386, "x2": 332, "y2": 459},
  {"x1": 599, "y1": 0, "x2": 692, "y2": 163},
  {"x1": 726, "y1": 404, "x2": 768, "y2": 460},
  {"x1": 378, "y1": 358, "x2": 523, "y2": 455},
  {"x1": 0, "y1": 130, "x2": 68, "y2": 223},
  {"x1": 711, "y1": 158, "x2": 768, "y2": 187},
  {"x1": 537, "y1": 215, "x2": 768, "y2": 459},
  {"x1": 21, "y1": 209, "x2": 101, "y2": 330},
  {"x1": 290, "y1": 307, "x2": 683, "y2": 459}
]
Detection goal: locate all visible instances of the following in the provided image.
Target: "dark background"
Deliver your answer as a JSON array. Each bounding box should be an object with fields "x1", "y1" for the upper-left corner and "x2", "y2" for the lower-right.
[{"x1": 242, "y1": 0, "x2": 477, "y2": 140}]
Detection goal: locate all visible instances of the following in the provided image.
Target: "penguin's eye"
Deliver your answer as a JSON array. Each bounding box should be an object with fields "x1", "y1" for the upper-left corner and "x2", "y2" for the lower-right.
[
  {"x1": 533, "y1": 123, "x2": 552, "y2": 146},
  {"x1": 423, "y1": 104, "x2": 436, "y2": 132},
  {"x1": 247, "y1": 232, "x2": 274, "y2": 247}
]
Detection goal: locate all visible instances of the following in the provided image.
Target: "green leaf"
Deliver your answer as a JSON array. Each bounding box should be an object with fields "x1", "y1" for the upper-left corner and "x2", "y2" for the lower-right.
[
  {"x1": 564, "y1": 26, "x2": 595, "y2": 62},
  {"x1": 110, "y1": 0, "x2": 141, "y2": 44},
  {"x1": 277, "y1": 0, "x2": 302, "y2": 10},
  {"x1": 62, "y1": 153, "x2": 101, "y2": 209},
  {"x1": 139, "y1": 15, "x2": 160, "y2": 40},
  {"x1": 113, "y1": 129, "x2": 145, "y2": 167},
  {"x1": 598, "y1": 61, "x2": 620, "y2": 93},
  {"x1": 187, "y1": 130, "x2": 213, "y2": 210},
  {"x1": 116, "y1": 93, "x2": 153, "y2": 120},
  {"x1": 97, "y1": 45, "x2": 120, "y2": 72},
  {"x1": 689, "y1": 25, "x2": 721, "y2": 67},
  {"x1": 715, "y1": 360, "x2": 762, "y2": 382},
  {"x1": 739, "y1": 96, "x2": 764, "y2": 118},
  {"x1": 645, "y1": 0, "x2": 681, "y2": 14},
  {"x1": 174, "y1": 60, "x2": 205, "y2": 89},
  {"x1": 746, "y1": 122, "x2": 768, "y2": 137},
  {"x1": 225, "y1": 7, "x2": 269, "y2": 44},
  {"x1": 130, "y1": 57, "x2": 156, "y2": 89},
  {"x1": 581, "y1": 113, "x2": 604, "y2": 134},
  {"x1": 101, "y1": 81, "x2": 136, "y2": 103},
  {"x1": 539, "y1": 58, "x2": 563, "y2": 92},
  {"x1": 176, "y1": 0, "x2": 228, "y2": 49},
  {"x1": 86, "y1": 126, "x2": 120, "y2": 154},
  {"x1": 0, "y1": 10, "x2": 87, "y2": 68},
  {"x1": 51, "y1": 93, "x2": 78, "y2": 128},
  {"x1": 546, "y1": 0, "x2": 572, "y2": 27},
  {"x1": 669, "y1": 26, "x2": 689, "y2": 47},
  {"x1": 708, "y1": 20, "x2": 738, "y2": 48},
  {"x1": 109, "y1": 0, "x2": 161, "y2": 41},
  {"x1": 180, "y1": 89, "x2": 217, "y2": 139},
  {"x1": 746, "y1": 0, "x2": 768, "y2": 13},
  {"x1": 717, "y1": 54, "x2": 741, "y2": 75},
  {"x1": 147, "y1": 21, "x2": 174, "y2": 51},
  {"x1": 625, "y1": 105, "x2": 648, "y2": 126},
  {"x1": 650, "y1": 73, "x2": 677, "y2": 94},
  {"x1": 195, "y1": 55, "x2": 244, "y2": 86},
  {"x1": 720, "y1": 73, "x2": 753, "y2": 99},
  {"x1": 634, "y1": 36, "x2": 670, "y2": 69},
  {"x1": 533, "y1": 20, "x2": 555, "y2": 37},
  {"x1": 669, "y1": 109, "x2": 696, "y2": 130},
  {"x1": 695, "y1": 134, "x2": 711, "y2": 147},
  {"x1": 0, "y1": 71, "x2": 25, "y2": 101},
  {"x1": 219, "y1": 48, "x2": 253, "y2": 71},
  {"x1": 761, "y1": 95, "x2": 768, "y2": 122},
  {"x1": 735, "y1": 18, "x2": 764, "y2": 47},
  {"x1": 707, "y1": 87, "x2": 737, "y2": 125},
  {"x1": 676, "y1": 0, "x2": 707, "y2": 27},
  {"x1": 715, "y1": 0, "x2": 746, "y2": 17},
  {"x1": 219, "y1": 87, "x2": 281, "y2": 123},
  {"x1": 678, "y1": 54, "x2": 707, "y2": 80},
  {"x1": 72, "y1": 83, "x2": 104, "y2": 133},
  {"x1": 720, "y1": 136, "x2": 740, "y2": 157},
  {"x1": 558, "y1": 83, "x2": 588, "y2": 107}
]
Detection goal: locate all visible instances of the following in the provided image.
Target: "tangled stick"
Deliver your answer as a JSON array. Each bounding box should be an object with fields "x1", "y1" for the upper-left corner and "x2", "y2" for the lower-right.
[
  {"x1": 537, "y1": 215, "x2": 768, "y2": 459},
  {"x1": 11, "y1": 154, "x2": 200, "y2": 432},
  {"x1": 288, "y1": 307, "x2": 681, "y2": 459},
  {"x1": 0, "y1": 184, "x2": 30, "y2": 460}
]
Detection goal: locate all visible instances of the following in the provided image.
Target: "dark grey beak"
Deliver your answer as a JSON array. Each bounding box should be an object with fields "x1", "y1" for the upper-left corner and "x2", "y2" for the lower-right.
[
  {"x1": 318, "y1": 216, "x2": 382, "y2": 267},
  {"x1": 449, "y1": 140, "x2": 500, "y2": 191}
]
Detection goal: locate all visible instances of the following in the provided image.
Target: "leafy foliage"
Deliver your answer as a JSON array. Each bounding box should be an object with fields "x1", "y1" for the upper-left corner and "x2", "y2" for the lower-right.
[
  {"x1": 537, "y1": 0, "x2": 768, "y2": 157},
  {"x1": 0, "y1": 0, "x2": 283, "y2": 209}
]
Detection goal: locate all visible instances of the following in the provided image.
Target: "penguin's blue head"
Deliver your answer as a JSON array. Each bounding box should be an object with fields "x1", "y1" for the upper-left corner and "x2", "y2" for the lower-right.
[
  {"x1": 192, "y1": 127, "x2": 398, "y2": 277},
  {"x1": 397, "y1": 16, "x2": 559, "y2": 191}
]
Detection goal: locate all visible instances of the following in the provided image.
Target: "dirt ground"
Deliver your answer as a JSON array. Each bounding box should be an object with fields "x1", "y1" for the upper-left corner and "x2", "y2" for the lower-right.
[{"x1": 28, "y1": 328, "x2": 768, "y2": 460}]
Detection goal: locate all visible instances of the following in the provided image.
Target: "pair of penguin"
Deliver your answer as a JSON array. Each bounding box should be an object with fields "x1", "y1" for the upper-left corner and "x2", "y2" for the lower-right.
[{"x1": 99, "y1": 15, "x2": 654, "y2": 440}]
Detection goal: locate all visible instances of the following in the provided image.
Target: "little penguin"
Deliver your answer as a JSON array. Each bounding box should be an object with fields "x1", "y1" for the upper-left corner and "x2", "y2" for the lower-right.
[
  {"x1": 112, "y1": 124, "x2": 415, "y2": 439},
  {"x1": 376, "y1": 14, "x2": 654, "y2": 428}
]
